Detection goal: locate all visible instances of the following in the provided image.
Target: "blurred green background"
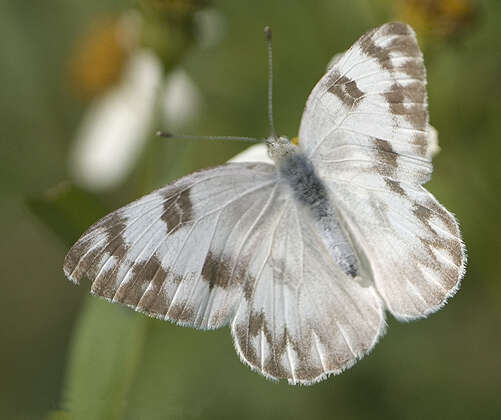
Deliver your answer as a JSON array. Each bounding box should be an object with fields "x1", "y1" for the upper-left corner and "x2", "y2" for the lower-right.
[{"x1": 2, "y1": 0, "x2": 501, "y2": 419}]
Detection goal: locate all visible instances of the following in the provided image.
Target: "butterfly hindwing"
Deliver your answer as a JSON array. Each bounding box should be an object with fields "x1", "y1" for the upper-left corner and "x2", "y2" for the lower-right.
[
  {"x1": 231, "y1": 196, "x2": 385, "y2": 384},
  {"x1": 328, "y1": 177, "x2": 465, "y2": 320}
]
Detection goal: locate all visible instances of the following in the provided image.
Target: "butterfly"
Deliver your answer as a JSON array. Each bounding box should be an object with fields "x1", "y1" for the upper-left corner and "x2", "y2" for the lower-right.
[{"x1": 64, "y1": 22, "x2": 466, "y2": 385}]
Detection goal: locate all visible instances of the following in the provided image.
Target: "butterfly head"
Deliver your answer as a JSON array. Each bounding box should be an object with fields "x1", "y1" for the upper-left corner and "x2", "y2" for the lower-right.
[{"x1": 265, "y1": 136, "x2": 297, "y2": 163}]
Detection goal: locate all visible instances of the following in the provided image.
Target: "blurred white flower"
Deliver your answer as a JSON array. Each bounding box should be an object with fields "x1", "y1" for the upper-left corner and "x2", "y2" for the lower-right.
[
  {"x1": 161, "y1": 68, "x2": 202, "y2": 132},
  {"x1": 228, "y1": 144, "x2": 273, "y2": 164},
  {"x1": 426, "y1": 124, "x2": 441, "y2": 158},
  {"x1": 70, "y1": 57, "x2": 203, "y2": 191},
  {"x1": 70, "y1": 49, "x2": 163, "y2": 191},
  {"x1": 69, "y1": 8, "x2": 204, "y2": 192},
  {"x1": 326, "y1": 52, "x2": 344, "y2": 71}
]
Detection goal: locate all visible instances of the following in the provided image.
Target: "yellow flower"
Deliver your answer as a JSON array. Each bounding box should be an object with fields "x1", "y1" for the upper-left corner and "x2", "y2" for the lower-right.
[
  {"x1": 394, "y1": 0, "x2": 476, "y2": 42},
  {"x1": 69, "y1": 13, "x2": 140, "y2": 99}
]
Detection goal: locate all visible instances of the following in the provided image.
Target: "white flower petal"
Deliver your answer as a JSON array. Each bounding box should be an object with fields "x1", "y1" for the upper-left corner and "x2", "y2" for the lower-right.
[
  {"x1": 161, "y1": 68, "x2": 202, "y2": 131},
  {"x1": 228, "y1": 144, "x2": 273, "y2": 164},
  {"x1": 70, "y1": 49, "x2": 162, "y2": 191},
  {"x1": 327, "y1": 51, "x2": 345, "y2": 71},
  {"x1": 426, "y1": 125, "x2": 440, "y2": 159}
]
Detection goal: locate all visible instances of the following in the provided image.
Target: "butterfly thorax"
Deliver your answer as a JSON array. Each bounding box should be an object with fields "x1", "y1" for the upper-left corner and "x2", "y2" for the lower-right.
[
  {"x1": 271, "y1": 139, "x2": 359, "y2": 277},
  {"x1": 265, "y1": 136, "x2": 297, "y2": 162}
]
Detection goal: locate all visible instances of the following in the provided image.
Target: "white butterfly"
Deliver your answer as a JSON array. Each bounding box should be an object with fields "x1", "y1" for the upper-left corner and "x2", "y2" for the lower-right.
[{"x1": 64, "y1": 22, "x2": 466, "y2": 385}]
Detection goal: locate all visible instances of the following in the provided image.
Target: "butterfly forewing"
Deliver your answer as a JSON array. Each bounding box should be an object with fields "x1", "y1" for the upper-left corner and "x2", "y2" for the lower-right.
[
  {"x1": 64, "y1": 163, "x2": 278, "y2": 329},
  {"x1": 298, "y1": 22, "x2": 465, "y2": 320},
  {"x1": 299, "y1": 22, "x2": 433, "y2": 185}
]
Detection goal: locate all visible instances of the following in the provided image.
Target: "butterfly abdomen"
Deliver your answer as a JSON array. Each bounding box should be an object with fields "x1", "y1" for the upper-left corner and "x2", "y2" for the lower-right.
[{"x1": 278, "y1": 151, "x2": 358, "y2": 277}]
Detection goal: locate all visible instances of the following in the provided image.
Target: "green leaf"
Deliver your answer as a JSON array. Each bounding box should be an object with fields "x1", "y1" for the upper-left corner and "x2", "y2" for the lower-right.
[
  {"x1": 27, "y1": 182, "x2": 107, "y2": 247},
  {"x1": 45, "y1": 410, "x2": 73, "y2": 420},
  {"x1": 61, "y1": 298, "x2": 149, "y2": 420},
  {"x1": 27, "y1": 181, "x2": 152, "y2": 420}
]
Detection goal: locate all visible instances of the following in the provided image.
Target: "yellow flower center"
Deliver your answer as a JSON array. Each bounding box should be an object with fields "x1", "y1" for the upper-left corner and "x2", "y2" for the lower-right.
[{"x1": 69, "y1": 17, "x2": 129, "y2": 99}]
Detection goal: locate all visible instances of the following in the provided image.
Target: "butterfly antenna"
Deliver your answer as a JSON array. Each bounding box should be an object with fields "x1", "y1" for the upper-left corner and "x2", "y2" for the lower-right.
[
  {"x1": 156, "y1": 131, "x2": 261, "y2": 143},
  {"x1": 264, "y1": 26, "x2": 276, "y2": 138},
  {"x1": 157, "y1": 28, "x2": 277, "y2": 144}
]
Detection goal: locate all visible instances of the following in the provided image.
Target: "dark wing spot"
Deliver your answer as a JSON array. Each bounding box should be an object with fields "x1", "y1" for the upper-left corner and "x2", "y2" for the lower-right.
[
  {"x1": 167, "y1": 302, "x2": 196, "y2": 324},
  {"x1": 243, "y1": 273, "x2": 255, "y2": 301},
  {"x1": 397, "y1": 59, "x2": 425, "y2": 79},
  {"x1": 359, "y1": 23, "x2": 418, "y2": 71},
  {"x1": 104, "y1": 213, "x2": 128, "y2": 241},
  {"x1": 263, "y1": 337, "x2": 289, "y2": 379},
  {"x1": 419, "y1": 236, "x2": 462, "y2": 281},
  {"x1": 380, "y1": 22, "x2": 412, "y2": 37},
  {"x1": 161, "y1": 187, "x2": 193, "y2": 233},
  {"x1": 327, "y1": 71, "x2": 365, "y2": 108},
  {"x1": 384, "y1": 82, "x2": 427, "y2": 131},
  {"x1": 413, "y1": 201, "x2": 433, "y2": 226},
  {"x1": 359, "y1": 30, "x2": 392, "y2": 70},
  {"x1": 374, "y1": 138, "x2": 398, "y2": 174},
  {"x1": 384, "y1": 178, "x2": 407, "y2": 196},
  {"x1": 201, "y1": 251, "x2": 234, "y2": 290},
  {"x1": 248, "y1": 311, "x2": 272, "y2": 341},
  {"x1": 142, "y1": 270, "x2": 185, "y2": 316},
  {"x1": 413, "y1": 202, "x2": 463, "y2": 271},
  {"x1": 64, "y1": 212, "x2": 129, "y2": 283},
  {"x1": 88, "y1": 213, "x2": 130, "y2": 297},
  {"x1": 424, "y1": 199, "x2": 459, "y2": 234},
  {"x1": 238, "y1": 310, "x2": 273, "y2": 370},
  {"x1": 113, "y1": 254, "x2": 167, "y2": 307},
  {"x1": 64, "y1": 238, "x2": 94, "y2": 281},
  {"x1": 387, "y1": 36, "x2": 420, "y2": 58}
]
